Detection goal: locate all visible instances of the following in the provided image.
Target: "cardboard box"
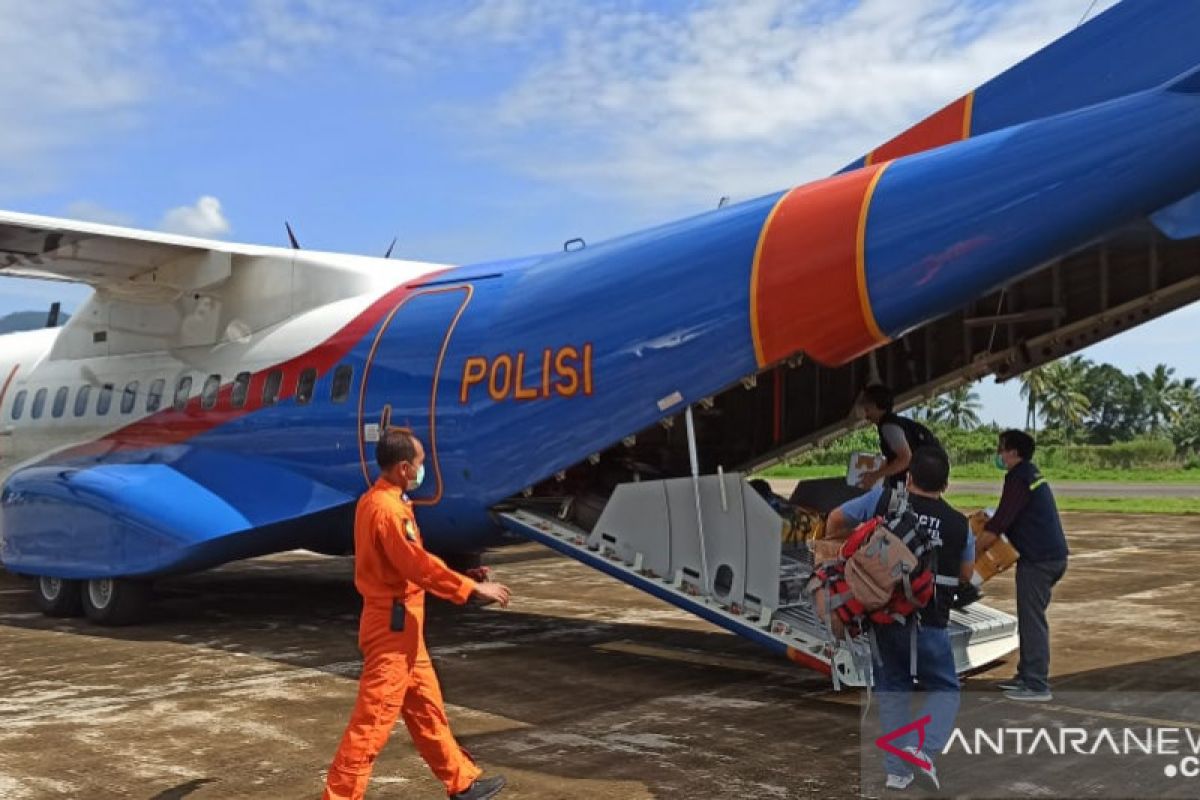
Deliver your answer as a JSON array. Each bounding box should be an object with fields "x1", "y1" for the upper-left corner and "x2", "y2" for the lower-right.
[
  {"x1": 972, "y1": 511, "x2": 1020, "y2": 582},
  {"x1": 846, "y1": 451, "x2": 886, "y2": 488}
]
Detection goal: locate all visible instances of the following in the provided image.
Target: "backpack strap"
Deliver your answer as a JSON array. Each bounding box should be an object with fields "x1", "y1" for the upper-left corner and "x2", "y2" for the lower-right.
[
  {"x1": 909, "y1": 618, "x2": 919, "y2": 682},
  {"x1": 872, "y1": 487, "x2": 894, "y2": 519}
]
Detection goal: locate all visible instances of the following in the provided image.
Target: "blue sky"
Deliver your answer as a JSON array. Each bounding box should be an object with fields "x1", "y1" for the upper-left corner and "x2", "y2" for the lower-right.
[{"x1": 1, "y1": 0, "x2": 1193, "y2": 426}]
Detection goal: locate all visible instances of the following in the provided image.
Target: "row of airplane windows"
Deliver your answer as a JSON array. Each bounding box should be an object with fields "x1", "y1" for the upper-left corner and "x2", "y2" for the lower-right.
[{"x1": 8, "y1": 364, "x2": 355, "y2": 422}]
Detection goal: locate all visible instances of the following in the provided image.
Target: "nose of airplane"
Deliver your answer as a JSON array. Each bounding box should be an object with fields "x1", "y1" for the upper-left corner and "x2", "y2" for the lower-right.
[{"x1": 750, "y1": 71, "x2": 1200, "y2": 370}]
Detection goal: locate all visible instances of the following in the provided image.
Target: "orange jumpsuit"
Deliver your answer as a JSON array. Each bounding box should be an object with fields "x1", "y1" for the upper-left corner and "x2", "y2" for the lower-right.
[{"x1": 324, "y1": 478, "x2": 480, "y2": 799}]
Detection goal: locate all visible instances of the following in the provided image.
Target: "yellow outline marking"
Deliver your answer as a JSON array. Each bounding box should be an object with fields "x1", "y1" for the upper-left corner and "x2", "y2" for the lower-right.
[
  {"x1": 749, "y1": 187, "x2": 799, "y2": 368},
  {"x1": 962, "y1": 91, "x2": 975, "y2": 139},
  {"x1": 1030, "y1": 478, "x2": 1046, "y2": 491},
  {"x1": 855, "y1": 163, "x2": 891, "y2": 344},
  {"x1": 357, "y1": 285, "x2": 474, "y2": 504}
]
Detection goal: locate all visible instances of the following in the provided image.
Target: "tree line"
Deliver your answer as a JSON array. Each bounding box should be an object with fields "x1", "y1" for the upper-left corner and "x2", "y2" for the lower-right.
[{"x1": 913, "y1": 357, "x2": 1200, "y2": 456}]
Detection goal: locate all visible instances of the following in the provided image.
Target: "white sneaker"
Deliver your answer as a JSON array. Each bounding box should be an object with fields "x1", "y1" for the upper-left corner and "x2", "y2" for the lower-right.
[
  {"x1": 885, "y1": 773, "x2": 914, "y2": 791},
  {"x1": 905, "y1": 746, "x2": 940, "y2": 790}
]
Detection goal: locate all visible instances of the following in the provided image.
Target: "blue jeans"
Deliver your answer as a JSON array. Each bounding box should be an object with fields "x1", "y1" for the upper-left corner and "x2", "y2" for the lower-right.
[{"x1": 874, "y1": 623, "x2": 960, "y2": 777}]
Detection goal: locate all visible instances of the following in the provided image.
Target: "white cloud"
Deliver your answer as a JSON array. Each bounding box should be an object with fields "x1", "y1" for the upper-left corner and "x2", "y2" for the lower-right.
[
  {"x1": 477, "y1": 0, "x2": 1119, "y2": 209},
  {"x1": 159, "y1": 196, "x2": 232, "y2": 237}
]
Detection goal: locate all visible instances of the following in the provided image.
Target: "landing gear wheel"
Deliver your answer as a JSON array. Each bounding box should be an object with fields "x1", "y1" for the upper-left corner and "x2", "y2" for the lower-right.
[
  {"x1": 34, "y1": 576, "x2": 83, "y2": 617},
  {"x1": 81, "y1": 578, "x2": 152, "y2": 626}
]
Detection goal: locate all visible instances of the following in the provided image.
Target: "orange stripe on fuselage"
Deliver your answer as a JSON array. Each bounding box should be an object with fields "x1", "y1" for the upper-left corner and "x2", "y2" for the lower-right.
[
  {"x1": 855, "y1": 162, "x2": 891, "y2": 343},
  {"x1": 867, "y1": 92, "x2": 974, "y2": 165},
  {"x1": 750, "y1": 163, "x2": 888, "y2": 368}
]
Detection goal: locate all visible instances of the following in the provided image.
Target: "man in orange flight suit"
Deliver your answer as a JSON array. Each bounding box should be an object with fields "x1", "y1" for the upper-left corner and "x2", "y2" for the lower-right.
[{"x1": 324, "y1": 428, "x2": 511, "y2": 800}]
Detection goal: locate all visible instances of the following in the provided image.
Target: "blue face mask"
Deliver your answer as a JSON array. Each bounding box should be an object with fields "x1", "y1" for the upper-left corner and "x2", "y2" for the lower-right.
[
  {"x1": 994, "y1": 453, "x2": 1007, "y2": 471},
  {"x1": 410, "y1": 463, "x2": 426, "y2": 490}
]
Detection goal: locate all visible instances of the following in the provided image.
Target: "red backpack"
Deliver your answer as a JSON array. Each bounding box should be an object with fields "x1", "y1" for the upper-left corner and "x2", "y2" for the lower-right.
[{"x1": 807, "y1": 499, "x2": 939, "y2": 640}]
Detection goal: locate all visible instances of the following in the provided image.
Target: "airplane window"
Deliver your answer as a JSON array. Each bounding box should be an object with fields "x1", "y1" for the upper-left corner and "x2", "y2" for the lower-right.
[
  {"x1": 121, "y1": 381, "x2": 140, "y2": 414},
  {"x1": 174, "y1": 376, "x2": 192, "y2": 411},
  {"x1": 297, "y1": 368, "x2": 317, "y2": 405},
  {"x1": 11, "y1": 389, "x2": 27, "y2": 420},
  {"x1": 331, "y1": 364, "x2": 353, "y2": 403},
  {"x1": 262, "y1": 369, "x2": 283, "y2": 406},
  {"x1": 52, "y1": 387, "x2": 69, "y2": 418},
  {"x1": 74, "y1": 386, "x2": 91, "y2": 417},
  {"x1": 201, "y1": 374, "x2": 221, "y2": 410},
  {"x1": 97, "y1": 384, "x2": 114, "y2": 416},
  {"x1": 31, "y1": 388, "x2": 47, "y2": 419},
  {"x1": 231, "y1": 372, "x2": 251, "y2": 409},
  {"x1": 146, "y1": 379, "x2": 165, "y2": 412}
]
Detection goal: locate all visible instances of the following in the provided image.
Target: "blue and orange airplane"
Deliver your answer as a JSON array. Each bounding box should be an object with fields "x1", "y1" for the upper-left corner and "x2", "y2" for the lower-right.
[{"x1": 2, "y1": 0, "x2": 1200, "y2": 682}]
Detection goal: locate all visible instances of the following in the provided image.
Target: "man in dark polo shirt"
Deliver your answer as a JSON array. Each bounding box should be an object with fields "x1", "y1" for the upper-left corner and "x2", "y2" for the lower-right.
[{"x1": 976, "y1": 429, "x2": 1069, "y2": 702}]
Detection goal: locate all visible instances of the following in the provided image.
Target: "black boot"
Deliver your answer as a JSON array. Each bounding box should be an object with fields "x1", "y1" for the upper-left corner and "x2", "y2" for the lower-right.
[{"x1": 450, "y1": 775, "x2": 506, "y2": 800}]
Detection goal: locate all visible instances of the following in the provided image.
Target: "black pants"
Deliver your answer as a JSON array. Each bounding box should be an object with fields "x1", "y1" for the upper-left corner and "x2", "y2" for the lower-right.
[{"x1": 1015, "y1": 559, "x2": 1067, "y2": 692}]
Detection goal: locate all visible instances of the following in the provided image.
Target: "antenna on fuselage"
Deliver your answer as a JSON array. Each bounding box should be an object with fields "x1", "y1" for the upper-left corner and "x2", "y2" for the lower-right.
[
  {"x1": 717, "y1": 196, "x2": 730, "y2": 208},
  {"x1": 285, "y1": 222, "x2": 302, "y2": 250},
  {"x1": 45, "y1": 302, "x2": 61, "y2": 328},
  {"x1": 384, "y1": 237, "x2": 397, "y2": 259}
]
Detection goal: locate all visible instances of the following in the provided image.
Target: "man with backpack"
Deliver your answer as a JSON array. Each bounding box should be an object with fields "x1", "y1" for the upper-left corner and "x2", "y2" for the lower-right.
[
  {"x1": 854, "y1": 384, "x2": 941, "y2": 490},
  {"x1": 826, "y1": 446, "x2": 974, "y2": 792}
]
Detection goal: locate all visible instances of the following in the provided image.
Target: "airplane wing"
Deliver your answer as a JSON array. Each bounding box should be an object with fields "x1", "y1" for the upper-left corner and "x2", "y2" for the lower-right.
[{"x1": 0, "y1": 209, "x2": 274, "y2": 300}]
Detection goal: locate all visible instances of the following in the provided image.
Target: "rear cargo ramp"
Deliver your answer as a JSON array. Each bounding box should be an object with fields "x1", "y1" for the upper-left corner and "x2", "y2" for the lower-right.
[{"x1": 499, "y1": 472, "x2": 1017, "y2": 689}]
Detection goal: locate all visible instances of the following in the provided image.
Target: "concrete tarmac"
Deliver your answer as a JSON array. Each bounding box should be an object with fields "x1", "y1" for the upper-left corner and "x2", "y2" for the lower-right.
[
  {"x1": 2, "y1": 513, "x2": 1199, "y2": 799},
  {"x1": 768, "y1": 478, "x2": 1200, "y2": 499}
]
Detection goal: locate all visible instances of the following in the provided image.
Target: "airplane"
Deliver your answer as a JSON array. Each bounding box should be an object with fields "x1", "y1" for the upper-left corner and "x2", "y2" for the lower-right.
[{"x1": 3, "y1": 0, "x2": 1200, "y2": 685}]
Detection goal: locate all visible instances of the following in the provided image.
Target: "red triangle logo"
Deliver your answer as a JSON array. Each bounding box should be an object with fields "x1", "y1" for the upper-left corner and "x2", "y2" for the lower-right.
[{"x1": 875, "y1": 714, "x2": 932, "y2": 769}]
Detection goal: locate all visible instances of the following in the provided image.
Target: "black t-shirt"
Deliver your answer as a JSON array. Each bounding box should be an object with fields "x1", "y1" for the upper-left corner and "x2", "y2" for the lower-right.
[
  {"x1": 875, "y1": 489, "x2": 969, "y2": 628},
  {"x1": 877, "y1": 413, "x2": 940, "y2": 487}
]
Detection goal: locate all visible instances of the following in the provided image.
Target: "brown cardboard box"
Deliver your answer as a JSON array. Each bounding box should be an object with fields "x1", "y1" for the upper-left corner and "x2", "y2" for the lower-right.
[{"x1": 971, "y1": 512, "x2": 1020, "y2": 581}]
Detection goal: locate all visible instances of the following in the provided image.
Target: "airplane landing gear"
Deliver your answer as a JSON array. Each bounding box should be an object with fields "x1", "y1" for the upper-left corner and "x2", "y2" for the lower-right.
[
  {"x1": 81, "y1": 578, "x2": 152, "y2": 626},
  {"x1": 34, "y1": 576, "x2": 83, "y2": 617}
]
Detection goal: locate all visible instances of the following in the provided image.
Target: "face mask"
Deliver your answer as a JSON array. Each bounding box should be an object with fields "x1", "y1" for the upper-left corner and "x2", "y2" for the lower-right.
[
  {"x1": 409, "y1": 463, "x2": 426, "y2": 490},
  {"x1": 994, "y1": 453, "x2": 1007, "y2": 471}
]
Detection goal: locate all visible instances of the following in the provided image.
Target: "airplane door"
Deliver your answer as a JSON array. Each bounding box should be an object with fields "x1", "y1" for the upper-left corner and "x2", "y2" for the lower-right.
[{"x1": 356, "y1": 286, "x2": 472, "y2": 504}]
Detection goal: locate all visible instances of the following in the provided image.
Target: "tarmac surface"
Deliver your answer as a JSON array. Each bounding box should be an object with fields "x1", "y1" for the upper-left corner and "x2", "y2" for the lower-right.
[
  {"x1": 2, "y1": 512, "x2": 1199, "y2": 799},
  {"x1": 768, "y1": 478, "x2": 1200, "y2": 499},
  {"x1": 946, "y1": 480, "x2": 1200, "y2": 498}
]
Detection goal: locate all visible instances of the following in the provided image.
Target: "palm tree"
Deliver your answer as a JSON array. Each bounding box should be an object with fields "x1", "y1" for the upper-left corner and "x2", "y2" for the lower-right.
[
  {"x1": 1169, "y1": 377, "x2": 1199, "y2": 424},
  {"x1": 1136, "y1": 364, "x2": 1180, "y2": 435},
  {"x1": 1038, "y1": 357, "x2": 1091, "y2": 440},
  {"x1": 1018, "y1": 365, "x2": 1052, "y2": 433},
  {"x1": 926, "y1": 386, "x2": 982, "y2": 429}
]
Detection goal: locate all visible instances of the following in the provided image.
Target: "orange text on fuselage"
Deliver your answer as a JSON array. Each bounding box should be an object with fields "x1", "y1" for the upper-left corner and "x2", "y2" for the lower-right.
[{"x1": 459, "y1": 345, "x2": 593, "y2": 404}]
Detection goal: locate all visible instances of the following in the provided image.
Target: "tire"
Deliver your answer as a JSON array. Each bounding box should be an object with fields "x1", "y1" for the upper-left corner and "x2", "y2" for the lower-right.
[
  {"x1": 81, "y1": 577, "x2": 152, "y2": 626},
  {"x1": 34, "y1": 576, "x2": 83, "y2": 617}
]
